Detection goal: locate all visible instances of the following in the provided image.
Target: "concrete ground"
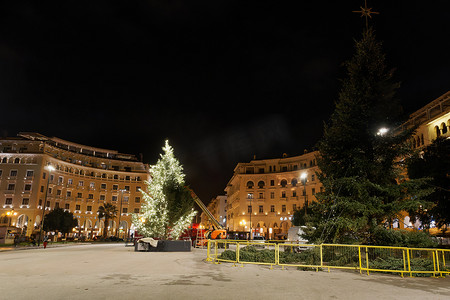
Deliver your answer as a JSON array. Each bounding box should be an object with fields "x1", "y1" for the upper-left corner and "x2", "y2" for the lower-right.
[{"x1": 0, "y1": 244, "x2": 449, "y2": 300}]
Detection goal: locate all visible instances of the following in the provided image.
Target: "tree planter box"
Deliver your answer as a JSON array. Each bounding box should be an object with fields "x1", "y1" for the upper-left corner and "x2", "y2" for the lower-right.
[{"x1": 136, "y1": 240, "x2": 191, "y2": 252}]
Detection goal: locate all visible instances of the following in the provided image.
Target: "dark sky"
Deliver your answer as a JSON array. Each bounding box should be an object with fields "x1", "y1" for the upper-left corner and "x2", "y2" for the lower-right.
[{"x1": 1, "y1": 1, "x2": 449, "y2": 203}]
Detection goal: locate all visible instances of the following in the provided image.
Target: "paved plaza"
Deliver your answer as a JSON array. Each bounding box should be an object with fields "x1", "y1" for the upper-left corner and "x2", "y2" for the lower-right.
[{"x1": 1, "y1": 243, "x2": 449, "y2": 300}]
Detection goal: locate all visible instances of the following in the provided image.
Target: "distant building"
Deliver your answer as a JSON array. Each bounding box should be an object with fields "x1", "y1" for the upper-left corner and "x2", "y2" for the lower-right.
[
  {"x1": 0, "y1": 132, "x2": 149, "y2": 240},
  {"x1": 225, "y1": 152, "x2": 322, "y2": 239},
  {"x1": 399, "y1": 91, "x2": 450, "y2": 149},
  {"x1": 200, "y1": 195, "x2": 227, "y2": 229}
]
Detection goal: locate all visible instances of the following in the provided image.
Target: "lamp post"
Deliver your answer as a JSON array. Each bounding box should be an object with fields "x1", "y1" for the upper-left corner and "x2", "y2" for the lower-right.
[
  {"x1": 6, "y1": 209, "x2": 18, "y2": 227},
  {"x1": 38, "y1": 165, "x2": 55, "y2": 247},
  {"x1": 116, "y1": 189, "x2": 125, "y2": 238},
  {"x1": 300, "y1": 172, "x2": 308, "y2": 217}
]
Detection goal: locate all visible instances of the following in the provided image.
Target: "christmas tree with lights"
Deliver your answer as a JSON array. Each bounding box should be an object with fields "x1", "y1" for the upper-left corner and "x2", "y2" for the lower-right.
[{"x1": 132, "y1": 140, "x2": 197, "y2": 240}]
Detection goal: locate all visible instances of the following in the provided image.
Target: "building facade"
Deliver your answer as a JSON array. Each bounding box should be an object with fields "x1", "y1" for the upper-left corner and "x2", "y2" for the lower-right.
[
  {"x1": 400, "y1": 91, "x2": 450, "y2": 150},
  {"x1": 200, "y1": 195, "x2": 227, "y2": 228},
  {"x1": 0, "y1": 133, "x2": 149, "y2": 240},
  {"x1": 225, "y1": 152, "x2": 322, "y2": 239}
]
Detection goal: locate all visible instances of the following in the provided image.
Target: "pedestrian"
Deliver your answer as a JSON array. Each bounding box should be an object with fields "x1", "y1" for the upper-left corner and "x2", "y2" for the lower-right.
[
  {"x1": 43, "y1": 235, "x2": 49, "y2": 249},
  {"x1": 13, "y1": 235, "x2": 19, "y2": 247}
]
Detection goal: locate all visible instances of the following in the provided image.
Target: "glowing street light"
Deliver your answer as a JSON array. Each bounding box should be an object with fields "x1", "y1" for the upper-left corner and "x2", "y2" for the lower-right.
[
  {"x1": 377, "y1": 127, "x2": 389, "y2": 136},
  {"x1": 38, "y1": 164, "x2": 55, "y2": 247}
]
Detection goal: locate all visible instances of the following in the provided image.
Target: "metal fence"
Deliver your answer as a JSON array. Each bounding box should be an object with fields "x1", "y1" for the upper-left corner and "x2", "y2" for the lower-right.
[{"x1": 206, "y1": 240, "x2": 450, "y2": 277}]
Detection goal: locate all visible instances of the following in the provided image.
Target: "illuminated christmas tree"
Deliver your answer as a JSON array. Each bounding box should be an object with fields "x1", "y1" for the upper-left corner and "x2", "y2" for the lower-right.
[{"x1": 132, "y1": 140, "x2": 197, "y2": 239}]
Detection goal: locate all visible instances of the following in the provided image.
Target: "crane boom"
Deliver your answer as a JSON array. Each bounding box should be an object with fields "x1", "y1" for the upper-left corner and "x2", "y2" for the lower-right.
[{"x1": 190, "y1": 190, "x2": 223, "y2": 229}]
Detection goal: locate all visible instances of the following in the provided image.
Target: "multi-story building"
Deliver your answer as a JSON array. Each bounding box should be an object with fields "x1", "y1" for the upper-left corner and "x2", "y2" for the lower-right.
[
  {"x1": 0, "y1": 132, "x2": 149, "y2": 240},
  {"x1": 200, "y1": 195, "x2": 227, "y2": 228},
  {"x1": 400, "y1": 91, "x2": 450, "y2": 149},
  {"x1": 225, "y1": 152, "x2": 322, "y2": 239}
]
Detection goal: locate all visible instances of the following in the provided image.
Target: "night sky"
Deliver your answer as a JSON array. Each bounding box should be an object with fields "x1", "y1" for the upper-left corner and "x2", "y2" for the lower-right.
[{"x1": 1, "y1": 1, "x2": 449, "y2": 203}]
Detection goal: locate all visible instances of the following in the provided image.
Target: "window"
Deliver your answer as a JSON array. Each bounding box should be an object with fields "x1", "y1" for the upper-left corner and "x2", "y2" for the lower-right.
[
  {"x1": 281, "y1": 191, "x2": 286, "y2": 198},
  {"x1": 14, "y1": 158, "x2": 20, "y2": 164},
  {"x1": 77, "y1": 192, "x2": 82, "y2": 198},
  {"x1": 248, "y1": 205, "x2": 252, "y2": 213},
  {"x1": 247, "y1": 193, "x2": 254, "y2": 199},
  {"x1": 270, "y1": 180, "x2": 275, "y2": 186},
  {"x1": 282, "y1": 166, "x2": 287, "y2": 172},
  {"x1": 312, "y1": 188, "x2": 316, "y2": 195},
  {"x1": 125, "y1": 185, "x2": 130, "y2": 191},
  {"x1": 258, "y1": 193, "x2": 264, "y2": 199},
  {"x1": 270, "y1": 205, "x2": 275, "y2": 213},
  {"x1": 26, "y1": 170, "x2": 34, "y2": 177},
  {"x1": 291, "y1": 179, "x2": 298, "y2": 186},
  {"x1": 0, "y1": 170, "x2": 2, "y2": 177},
  {"x1": 46, "y1": 201, "x2": 50, "y2": 208},
  {"x1": 135, "y1": 197, "x2": 140, "y2": 203},
  {"x1": 270, "y1": 192, "x2": 275, "y2": 199},
  {"x1": 24, "y1": 184, "x2": 32, "y2": 191},
  {"x1": 293, "y1": 204, "x2": 297, "y2": 211},
  {"x1": 78, "y1": 180, "x2": 84, "y2": 187},
  {"x1": 246, "y1": 181, "x2": 254, "y2": 189},
  {"x1": 136, "y1": 186, "x2": 141, "y2": 192},
  {"x1": 435, "y1": 125, "x2": 441, "y2": 137},
  {"x1": 89, "y1": 182, "x2": 95, "y2": 189},
  {"x1": 65, "y1": 203, "x2": 70, "y2": 210},
  {"x1": 7, "y1": 184, "x2": 15, "y2": 191},
  {"x1": 311, "y1": 174, "x2": 315, "y2": 181},
  {"x1": 282, "y1": 205, "x2": 286, "y2": 212},
  {"x1": 442, "y1": 122, "x2": 448, "y2": 134},
  {"x1": 5, "y1": 198, "x2": 12, "y2": 205},
  {"x1": 10, "y1": 170, "x2": 18, "y2": 177},
  {"x1": 292, "y1": 191, "x2": 297, "y2": 197},
  {"x1": 68, "y1": 178, "x2": 73, "y2": 185},
  {"x1": 88, "y1": 194, "x2": 93, "y2": 199},
  {"x1": 259, "y1": 205, "x2": 263, "y2": 213},
  {"x1": 113, "y1": 184, "x2": 118, "y2": 191},
  {"x1": 101, "y1": 183, "x2": 107, "y2": 190},
  {"x1": 112, "y1": 195, "x2": 118, "y2": 202},
  {"x1": 67, "y1": 191, "x2": 72, "y2": 197},
  {"x1": 122, "y1": 208, "x2": 128, "y2": 213},
  {"x1": 123, "y1": 196, "x2": 129, "y2": 203},
  {"x1": 87, "y1": 206, "x2": 92, "y2": 212},
  {"x1": 100, "y1": 195, "x2": 105, "y2": 201},
  {"x1": 54, "y1": 202, "x2": 60, "y2": 209},
  {"x1": 58, "y1": 176, "x2": 64, "y2": 184},
  {"x1": 280, "y1": 179, "x2": 287, "y2": 187},
  {"x1": 257, "y1": 181, "x2": 265, "y2": 188},
  {"x1": 1, "y1": 157, "x2": 6, "y2": 163},
  {"x1": 134, "y1": 208, "x2": 140, "y2": 213},
  {"x1": 76, "y1": 204, "x2": 81, "y2": 211}
]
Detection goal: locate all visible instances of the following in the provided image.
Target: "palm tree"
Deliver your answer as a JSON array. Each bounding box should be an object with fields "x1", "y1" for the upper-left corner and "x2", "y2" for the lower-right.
[{"x1": 98, "y1": 203, "x2": 118, "y2": 238}]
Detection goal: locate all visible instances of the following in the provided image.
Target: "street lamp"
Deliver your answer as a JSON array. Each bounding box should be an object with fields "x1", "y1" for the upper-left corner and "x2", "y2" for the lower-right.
[
  {"x1": 6, "y1": 209, "x2": 18, "y2": 227},
  {"x1": 38, "y1": 165, "x2": 55, "y2": 247},
  {"x1": 377, "y1": 127, "x2": 389, "y2": 136},
  {"x1": 300, "y1": 172, "x2": 308, "y2": 217},
  {"x1": 116, "y1": 189, "x2": 126, "y2": 238}
]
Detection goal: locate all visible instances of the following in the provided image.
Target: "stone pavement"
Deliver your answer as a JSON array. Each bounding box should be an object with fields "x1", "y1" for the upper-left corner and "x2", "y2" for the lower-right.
[{"x1": 0, "y1": 243, "x2": 449, "y2": 300}]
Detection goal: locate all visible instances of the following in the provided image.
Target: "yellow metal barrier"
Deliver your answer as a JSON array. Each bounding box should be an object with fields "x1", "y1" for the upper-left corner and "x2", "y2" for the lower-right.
[{"x1": 205, "y1": 240, "x2": 450, "y2": 278}]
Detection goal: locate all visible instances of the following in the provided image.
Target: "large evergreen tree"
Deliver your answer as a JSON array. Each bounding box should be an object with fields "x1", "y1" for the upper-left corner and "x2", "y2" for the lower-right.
[
  {"x1": 306, "y1": 28, "x2": 431, "y2": 244},
  {"x1": 132, "y1": 140, "x2": 197, "y2": 240}
]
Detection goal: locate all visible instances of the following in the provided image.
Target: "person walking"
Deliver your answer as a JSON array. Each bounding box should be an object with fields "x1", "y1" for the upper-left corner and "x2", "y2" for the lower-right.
[{"x1": 43, "y1": 235, "x2": 49, "y2": 249}]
